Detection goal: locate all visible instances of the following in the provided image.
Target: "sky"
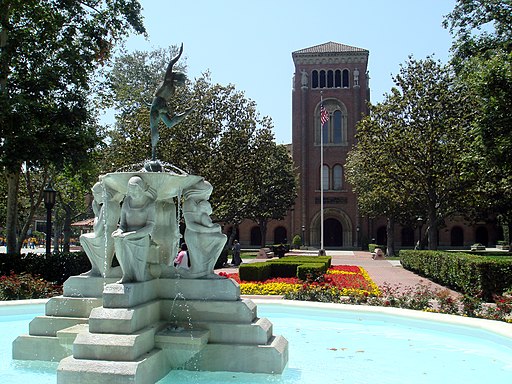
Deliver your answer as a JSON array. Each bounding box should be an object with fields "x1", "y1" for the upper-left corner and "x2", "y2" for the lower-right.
[{"x1": 112, "y1": 0, "x2": 457, "y2": 144}]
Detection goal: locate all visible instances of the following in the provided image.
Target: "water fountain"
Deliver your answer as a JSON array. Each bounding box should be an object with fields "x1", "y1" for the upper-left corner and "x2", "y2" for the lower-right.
[{"x1": 11, "y1": 45, "x2": 288, "y2": 383}]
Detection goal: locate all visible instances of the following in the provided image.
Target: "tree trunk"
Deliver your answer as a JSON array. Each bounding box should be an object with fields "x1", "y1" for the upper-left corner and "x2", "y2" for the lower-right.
[
  {"x1": 259, "y1": 219, "x2": 268, "y2": 248},
  {"x1": 508, "y1": 222, "x2": 512, "y2": 253},
  {"x1": 386, "y1": 217, "x2": 396, "y2": 257},
  {"x1": 62, "y1": 204, "x2": 72, "y2": 253},
  {"x1": 427, "y1": 209, "x2": 439, "y2": 250},
  {"x1": 5, "y1": 168, "x2": 20, "y2": 254}
]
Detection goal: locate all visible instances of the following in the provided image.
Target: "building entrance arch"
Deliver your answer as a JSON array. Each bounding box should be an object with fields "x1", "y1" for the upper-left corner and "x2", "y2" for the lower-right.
[{"x1": 309, "y1": 208, "x2": 353, "y2": 248}]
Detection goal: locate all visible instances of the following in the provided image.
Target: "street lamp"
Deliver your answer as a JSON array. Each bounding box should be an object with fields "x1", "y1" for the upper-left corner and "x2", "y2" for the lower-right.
[
  {"x1": 301, "y1": 225, "x2": 305, "y2": 247},
  {"x1": 44, "y1": 183, "x2": 57, "y2": 257},
  {"x1": 356, "y1": 226, "x2": 360, "y2": 249},
  {"x1": 417, "y1": 217, "x2": 424, "y2": 250}
]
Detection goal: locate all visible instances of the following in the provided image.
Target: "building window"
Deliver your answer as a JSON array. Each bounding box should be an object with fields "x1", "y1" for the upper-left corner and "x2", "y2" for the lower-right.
[
  {"x1": 310, "y1": 68, "x2": 351, "y2": 89},
  {"x1": 333, "y1": 164, "x2": 343, "y2": 190},
  {"x1": 327, "y1": 70, "x2": 334, "y2": 88},
  {"x1": 335, "y1": 70, "x2": 342, "y2": 88},
  {"x1": 333, "y1": 110, "x2": 343, "y2": 143},
  {"x1": 342, "y1": 69, "x2": 349, "y2": 88},
  {"x1": 312, "y1": 70, "x2": 318, "y2": 88},
  {"x1": 321, "y1": 164, "x2": 329, "y2": 190},
  {"x1": 315, "y1": 100, "x2": 348, "y2": 146},
  {"x1": 319, "y1": 70, "x2": 326, "y2": 88}
]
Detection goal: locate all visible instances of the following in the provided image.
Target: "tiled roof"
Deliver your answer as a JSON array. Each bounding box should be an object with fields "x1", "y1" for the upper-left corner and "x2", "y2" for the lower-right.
[
  {"x1": 293, "y1": 41, "x2": 368, "y2": 55},
  {"x1": 71, "y1": 218, "x2": 95, "y2": 227}
]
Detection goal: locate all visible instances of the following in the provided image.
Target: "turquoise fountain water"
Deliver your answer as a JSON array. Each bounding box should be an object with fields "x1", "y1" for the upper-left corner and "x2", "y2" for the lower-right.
[{"x1": 2, "y1": 300, "x2": 512, "y2": 384}]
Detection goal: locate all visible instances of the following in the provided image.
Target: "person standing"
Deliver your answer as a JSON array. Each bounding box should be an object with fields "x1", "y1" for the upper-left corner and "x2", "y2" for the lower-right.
[
  {"x1": 231, "y1": 240, "x2": 242, "y2": 266},
  {"x1": 174, "y1": 243, "x2": 190, "y2": 270}
]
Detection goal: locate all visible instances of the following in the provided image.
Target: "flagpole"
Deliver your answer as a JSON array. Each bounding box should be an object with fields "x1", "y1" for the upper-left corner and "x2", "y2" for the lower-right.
[{"x1": 319, "y1": 93, "x2": 325, "y2": 256}]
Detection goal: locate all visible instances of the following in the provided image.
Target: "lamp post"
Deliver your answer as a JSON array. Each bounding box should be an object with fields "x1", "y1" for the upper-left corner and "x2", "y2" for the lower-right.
[
  {"x1": 417, "y1": 217, "x2": 423, "y2": 250},
  {"x1": 301, "y1": 225, "x2": 305, "y2": 247},
  {"x1": 44, "y1": 183, "x2": 57, "y2": 257},
  {"x1": 356, "y1": 226, "x2": 360, "y2": 249}
]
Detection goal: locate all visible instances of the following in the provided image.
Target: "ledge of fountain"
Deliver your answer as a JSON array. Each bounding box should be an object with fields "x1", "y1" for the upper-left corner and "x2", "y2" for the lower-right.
[{"x1": 155, "y1": 328, "x2": 210, "y2": 369}]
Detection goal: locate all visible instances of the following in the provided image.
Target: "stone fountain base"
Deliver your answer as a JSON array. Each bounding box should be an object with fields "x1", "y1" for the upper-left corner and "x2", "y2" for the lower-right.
[{"x1": 13, "y1": 275, "x2": 288, "y2": 383}]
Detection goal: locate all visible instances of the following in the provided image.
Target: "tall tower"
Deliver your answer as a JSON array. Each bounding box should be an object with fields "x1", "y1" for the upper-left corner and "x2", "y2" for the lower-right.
[{"x1": 291, "y1": 41, "x2": 370, "y2": 248}]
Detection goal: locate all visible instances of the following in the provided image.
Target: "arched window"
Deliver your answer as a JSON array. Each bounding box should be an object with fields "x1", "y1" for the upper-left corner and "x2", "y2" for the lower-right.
[
  {"x1": 319, "y1": 70, "x2": 326, "y2": 88},
  {"x1": 342, "y1": 69, "x2": 349, "y2": 88},
  {"x1": 274, "y1": 226, "x2": 287, "y2": 244},
  {"x1": 250, "y1": 226, "x2": 261, "y2": 246},
  {"x1": 401, "y1": 227, "x2": 415, "y2": 246},
  {"x1": 451, "y1": 226, "x2": 464, "y2": 246},
  {"x1": 376, "y1": 226, "x2": 387, "y2": 245},
  {"x1": 333, "y1": 110, "x2": 342, "y2": 143},
  {"x1": 335, "y1": 70, "x2": 342, "y2": 88},
  {"x1": 312, "y1": 70, "x2": 319, "y2": 88},
  {"x1": 475, "y1": 227, "x2": 489, "y2": 246},
  {"x1": 321, "y1": 164, "x2": 330, "y2": 190},
  {"x1": 327, "y1": 70, "x2": 334, "y2": 88},
  {"x1": 315, "y1": 100, "x2": 348, "y2": 146},
  {"x1": 333, "y1": 164, "x2": 343, "y2": 190}
]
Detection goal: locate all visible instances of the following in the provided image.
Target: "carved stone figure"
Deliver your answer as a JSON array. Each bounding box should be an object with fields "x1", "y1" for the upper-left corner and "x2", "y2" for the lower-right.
[
  {"x1": 80, "y1": 181, "x2": 122, "y2": 277},
  {"x1": 181, "y1": 179, "x2": 226, "y2": 278},
  {"x1": 149, "y1": 43, "x2": 192, "y2": 162},
  {"x1": 353, "y1": 68, "x2": 360, "y2": 87},
  {"x1": 301, "y1": 69, "x2": 308, "y2": 87},
  {"x1": 112, "y1": 176, "x2": 157, "y2": 283}
]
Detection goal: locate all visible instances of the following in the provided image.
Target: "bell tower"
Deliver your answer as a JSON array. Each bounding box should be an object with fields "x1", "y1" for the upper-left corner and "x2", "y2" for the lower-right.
[{"x1": 291, "y1": 41, "x2": 370, "y2": 247}]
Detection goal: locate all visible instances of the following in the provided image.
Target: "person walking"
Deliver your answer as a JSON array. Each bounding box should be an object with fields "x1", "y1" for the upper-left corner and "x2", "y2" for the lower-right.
[{"x1": 231, "y1": 240, "x2": 242, "y2": 266}]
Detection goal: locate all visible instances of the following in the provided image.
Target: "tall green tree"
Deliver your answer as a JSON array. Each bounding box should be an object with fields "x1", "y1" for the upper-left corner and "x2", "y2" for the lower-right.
[
  {"x1": 444, "y1": 0, "x2": 512, "y2": 247},
  {"x1": 0, "y1": 0, "x2": 145, "y2": 254},
  {"x1": 243, "y1": 139, "x2": 297, "y2": 247},
  {"x1": 346, "y1": 57, "x2": 477, "y2": 250}
]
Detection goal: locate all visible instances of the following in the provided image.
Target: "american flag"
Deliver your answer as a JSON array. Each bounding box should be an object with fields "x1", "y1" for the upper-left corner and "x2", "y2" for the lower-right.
[{"x1": 320, "y1": 104, "x2": 329, "y2": 126}]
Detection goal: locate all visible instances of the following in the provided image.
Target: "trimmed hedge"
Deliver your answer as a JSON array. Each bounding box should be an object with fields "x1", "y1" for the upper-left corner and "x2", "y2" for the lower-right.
[
  {"x1": 239, "y1": 256, "x2": 331, "y2": 282},
  {"x1": 0, "y1": 252, "x2": 91, "y2": 285},
  {"x1": 400, "y1": 250, "x2": 512, "y2": 301},
  {"x1": 237, "y1": 262, "x2": 272, "y2": 282},
  {"x1": 297, "y1": 263, "x2": 328, "y2": 281}
]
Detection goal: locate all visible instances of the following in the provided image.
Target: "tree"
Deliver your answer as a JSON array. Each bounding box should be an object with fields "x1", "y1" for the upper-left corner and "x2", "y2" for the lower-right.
[
  {"x1": 444, "y1": 0, "x2": 512, "y2": 248},
  {"x1": 345, "y1": 57, "x2": 477, "y2": 251},
  {"x1": 243, "y1": 136, "x2": 297, "y2": 247},
  {"x1": 443, "y1": 0, "x2": 512, "y2": 70},
  {"x1": 0, "y1": 0, "x2": 145, "y2": 254}
]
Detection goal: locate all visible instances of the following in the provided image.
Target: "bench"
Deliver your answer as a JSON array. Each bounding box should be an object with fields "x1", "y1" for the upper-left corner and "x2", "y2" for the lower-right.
[{"x1": 256, "y1": 247, "x2": 274, "y2": 259}]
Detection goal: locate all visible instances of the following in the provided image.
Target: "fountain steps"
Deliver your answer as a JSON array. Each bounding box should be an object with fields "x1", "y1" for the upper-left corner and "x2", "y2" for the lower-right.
[
  {"x1": 14, "y1": 275, "x2": 288, "y2": 383},
  {"x1": 29, "y1": 315, "x2": 89, "y2": 336},
  {"x1": 73, "y1": 322, "x2": 165, "y2": 361},
  {"x1": 188, "y1": 334, "x2": 289, "y2": 374},
  {"x1": 57, "y1": 348, "x2": 169, "y2": 384}
]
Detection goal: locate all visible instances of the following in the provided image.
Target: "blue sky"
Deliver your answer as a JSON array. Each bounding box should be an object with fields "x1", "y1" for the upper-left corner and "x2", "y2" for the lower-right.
[{"x1": 115, "y1": 0, "x2": 457, "y2": 144}]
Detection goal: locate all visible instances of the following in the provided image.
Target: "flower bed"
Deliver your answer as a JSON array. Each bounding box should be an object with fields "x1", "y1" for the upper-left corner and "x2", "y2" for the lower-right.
[{"x1": 218, "y1": 265, "x2": 380, "y2": 297}]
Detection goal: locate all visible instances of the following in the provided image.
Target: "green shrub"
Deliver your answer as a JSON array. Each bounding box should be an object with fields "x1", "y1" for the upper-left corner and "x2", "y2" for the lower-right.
[
  {"x1": 0, "y1": 251, "x2": 91, "y2": 284},
  {"x1": 240, "y1": 256, "x2": 331, "y2": 281},
  {"x1": 297, "y1": 263, "x2": 328, "y2": 281},
  {"x1": 239, "y1": 263, "x2": 272, "y2": 282},
  {"x1": 400, "y1": 250, "x2": 512, "y2": 301},
  {"x1": 292, "y1": 235, "x2": 302, "y2": 248}
]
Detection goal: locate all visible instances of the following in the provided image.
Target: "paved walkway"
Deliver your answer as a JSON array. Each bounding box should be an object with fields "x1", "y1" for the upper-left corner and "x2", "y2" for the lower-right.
[{"x1": 217, "y1": 249, "x2": 460, "y2": 297}]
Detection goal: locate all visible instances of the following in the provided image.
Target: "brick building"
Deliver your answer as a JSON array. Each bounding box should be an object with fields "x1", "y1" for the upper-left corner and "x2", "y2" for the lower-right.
[{"x1": 235, "y1": 41, "x2": 499, "y2": 250}]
